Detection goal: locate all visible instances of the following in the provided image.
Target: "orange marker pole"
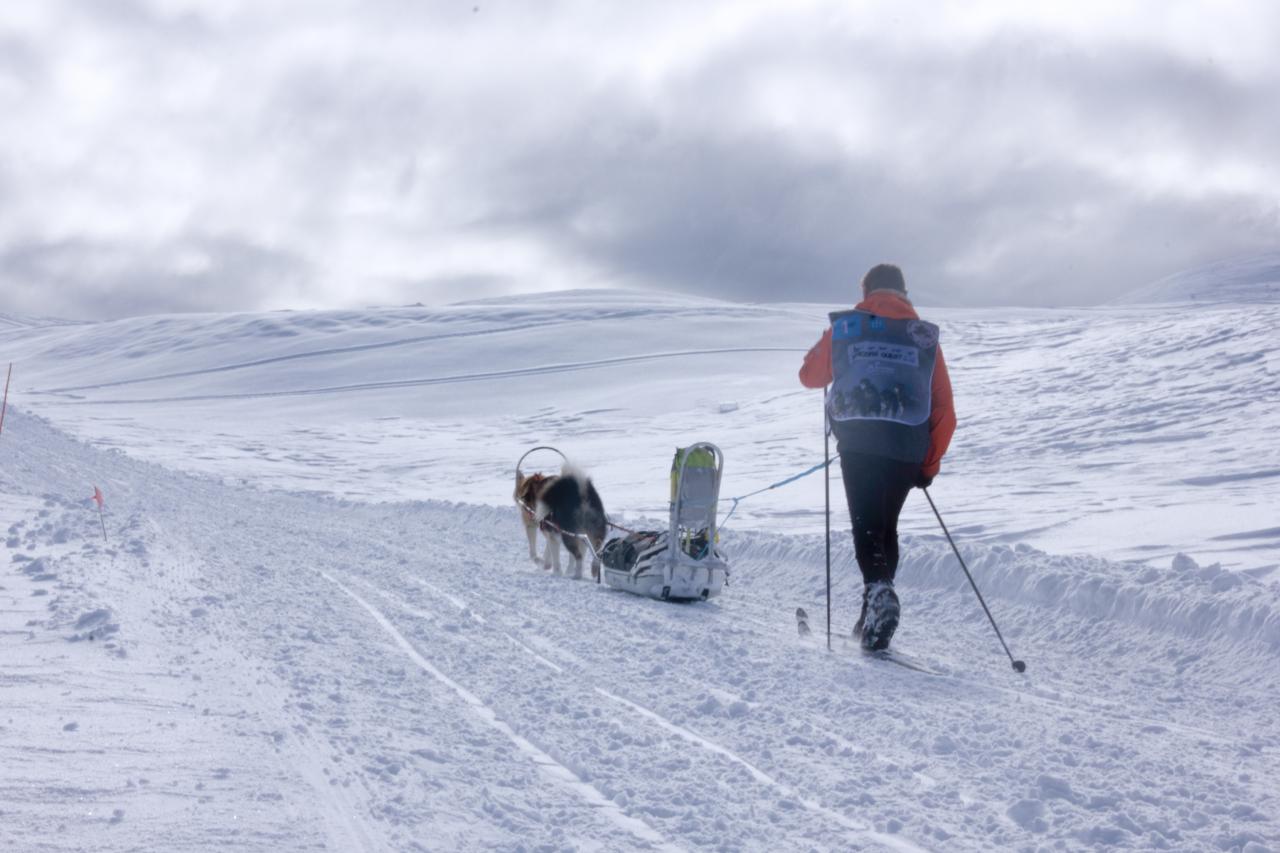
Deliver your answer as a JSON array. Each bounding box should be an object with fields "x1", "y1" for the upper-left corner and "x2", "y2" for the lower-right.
[
  {"x1": 0, "y1": 362, "x2": 11, "y2": 435},
  {"x1": 92, "y1": 486, "x2": 107, "y2": 542}
]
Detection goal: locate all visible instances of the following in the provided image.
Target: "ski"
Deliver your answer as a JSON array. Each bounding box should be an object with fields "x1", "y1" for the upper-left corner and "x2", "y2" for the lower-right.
[
  {"x1": 795, "y1": 605, "x2": 941, "y2": 675},
  {"x1": 861, "y1": 647, "x2": 942, "y2": 676}
]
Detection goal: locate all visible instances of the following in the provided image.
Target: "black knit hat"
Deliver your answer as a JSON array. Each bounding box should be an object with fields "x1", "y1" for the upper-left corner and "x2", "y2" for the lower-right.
[{"x1": 862, "y1": 264, "x2": 906, "y2": 294}]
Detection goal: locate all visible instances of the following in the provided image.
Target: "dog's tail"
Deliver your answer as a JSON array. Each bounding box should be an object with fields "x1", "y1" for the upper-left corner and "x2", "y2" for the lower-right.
[
  {"x1": 548, "y1": 465, "x2": 606, "y2": 540},
  {"x1": 563, "y1": 465, "x2": 608, "y2": 543}
]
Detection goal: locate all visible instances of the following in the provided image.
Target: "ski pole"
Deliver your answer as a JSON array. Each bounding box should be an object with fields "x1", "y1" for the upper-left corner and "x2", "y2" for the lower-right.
[
  {"x1": 922, "y1": 487, "x2": 1026, "y2": 673},
  {"x1": 823, "y1": 393, "x2": 832, "y2": 651}
]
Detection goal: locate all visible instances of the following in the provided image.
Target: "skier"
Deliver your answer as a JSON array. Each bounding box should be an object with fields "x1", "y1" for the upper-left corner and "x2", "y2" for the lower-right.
[{"x1": 799, "y1": 264, "x2": 956, "y2": 651}]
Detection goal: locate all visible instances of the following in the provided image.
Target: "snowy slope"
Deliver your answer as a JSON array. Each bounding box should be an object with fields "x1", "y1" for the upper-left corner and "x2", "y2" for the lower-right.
[
  {"x1": 2, "y1": 289, "x2": 1278, "y2": 571},
  {"x1": 2, "y1": 286, "x2": 1280, "y2": 851},
  {"x1": 0, "y1": 312, "x2": 86, "y2": 330},
  {"x1": 1116, "y1": 253, "x2": 1280, "y2": 305}
]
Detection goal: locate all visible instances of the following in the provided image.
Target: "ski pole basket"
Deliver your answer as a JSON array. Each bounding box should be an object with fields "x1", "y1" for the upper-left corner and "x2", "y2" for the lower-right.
[{"x1": 600, "y1": 442, "x2": 729, "y2": 601}]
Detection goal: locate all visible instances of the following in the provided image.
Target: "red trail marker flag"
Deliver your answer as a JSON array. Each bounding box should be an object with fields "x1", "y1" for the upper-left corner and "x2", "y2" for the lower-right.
[{"x1": 92, "y1": 486, "x2": 107, "y2": 541}]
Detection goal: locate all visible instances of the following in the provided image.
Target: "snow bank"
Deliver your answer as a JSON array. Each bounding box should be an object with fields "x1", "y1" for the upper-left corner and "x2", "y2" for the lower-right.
[{"x1": 724, "y1": 526, "x2": 1280, "y2": 652}]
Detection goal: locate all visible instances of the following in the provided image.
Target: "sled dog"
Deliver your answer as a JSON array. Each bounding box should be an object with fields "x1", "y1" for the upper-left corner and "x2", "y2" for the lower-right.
[{"x1": 514, "y1": 465, "x2": 607, "y2": 580}]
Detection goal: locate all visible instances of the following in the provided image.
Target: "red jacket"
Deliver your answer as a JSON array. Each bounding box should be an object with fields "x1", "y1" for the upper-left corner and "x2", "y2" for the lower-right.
[{"x1": 799, "y1": 290, "x2": 956, "y2": 478}]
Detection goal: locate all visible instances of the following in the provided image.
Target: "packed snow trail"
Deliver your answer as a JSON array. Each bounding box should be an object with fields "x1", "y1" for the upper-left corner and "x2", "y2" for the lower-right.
[
  {"x1": 322, "y1": 572, "x2": 685, "y2": 853},
  {"x1": 3, "y1": 407, "x2": 1278, "y2": 851}
]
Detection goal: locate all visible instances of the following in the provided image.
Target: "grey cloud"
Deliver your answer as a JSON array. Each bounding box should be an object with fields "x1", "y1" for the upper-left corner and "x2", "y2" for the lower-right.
[
  {"x1": 261, "y1": 65, "x2": 436, "y2": 177},
  {"x1": 442, "y1": 26, "x2": 1280, "y2": 307},
  {"x1": 446, "y1": 104, "x2": 1273, "y2": 306},
  {"x1": 925, "y1": 34, "x2": 1280, "y2": 165},
  {"x1": 0, "y1": 235, "x2": 311, "y2": 320},
  {"x1": 62, "y1": 0, "x2": 218, "y2": 41},
  {"x1": 0, "y1": 32, "x2": 45, "y2": 88},
  {"x1": 1, "y1": 4, "x2": 1278, "y2": 318},
  {"x1": 388, "y1": 274, "x2": 523, "y2": 307}
]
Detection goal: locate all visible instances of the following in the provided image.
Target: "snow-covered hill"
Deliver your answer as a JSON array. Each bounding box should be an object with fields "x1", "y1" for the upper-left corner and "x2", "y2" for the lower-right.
[
  {"x1": 1116, "y1": 253, "x2": 1280, "y2": 305},
  {"x1": 2, "y1": 286, "x2": 1279, "y2": 851},
  {"x1": 3, "y1": 288, "x2": 1277, "y2": 571}
]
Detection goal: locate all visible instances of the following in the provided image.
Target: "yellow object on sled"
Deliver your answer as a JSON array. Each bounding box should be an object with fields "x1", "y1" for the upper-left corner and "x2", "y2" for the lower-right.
[{"x1": 670, "y1": 446, "x2": 718, "y2": 502}]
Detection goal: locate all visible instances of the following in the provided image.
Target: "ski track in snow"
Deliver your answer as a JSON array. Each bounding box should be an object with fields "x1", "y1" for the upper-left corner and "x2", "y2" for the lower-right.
[
  {"x1": 27, "y1": 346, "x2": 807, "y2": 406},
  {"x1": 322, "y1": 572, "x2": 682, "y2": 853},
  {"x1": 30, "y1": 303, "x2": 801, "y2": 396},
  {"x1": 372, "y1": 569, "x2": 916, "y2": 850},
  {"x1": 591, "y1": 688, "x2": 924, "y2": 853}
]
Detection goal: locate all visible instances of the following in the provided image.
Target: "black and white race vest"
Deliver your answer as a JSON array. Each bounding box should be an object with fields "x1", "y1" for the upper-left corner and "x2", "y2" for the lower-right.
[{"x1": 826, "y1": 309, "x2": 940, "y2": 463}]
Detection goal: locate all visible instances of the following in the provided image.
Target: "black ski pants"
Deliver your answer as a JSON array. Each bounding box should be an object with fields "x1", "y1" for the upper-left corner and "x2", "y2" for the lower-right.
[{"x1": 839, "y1": 451, "x2": 919, "y2": 585}]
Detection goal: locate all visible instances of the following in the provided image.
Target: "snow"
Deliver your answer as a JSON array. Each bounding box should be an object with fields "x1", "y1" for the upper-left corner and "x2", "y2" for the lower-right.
[
  {"x1": 1114, "y1": 253, "x2": 1280, "y2": 306},
  {"x1": 1, "y1": 279, "x2": 1278, "y2": 851},
  {"x1": 4, "y1": 287, "x2": 1277, "y2": 571}
]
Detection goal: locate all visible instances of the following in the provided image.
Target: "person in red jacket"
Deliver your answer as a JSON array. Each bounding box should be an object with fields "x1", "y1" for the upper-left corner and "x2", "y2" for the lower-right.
[{"x1": 800, "y1": 264, "x2": 956, "y2": 650}]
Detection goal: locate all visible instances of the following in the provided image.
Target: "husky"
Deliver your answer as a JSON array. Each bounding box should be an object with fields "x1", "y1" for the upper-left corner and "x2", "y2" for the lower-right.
[
  {"x1": 514, "y1": 465, "x2": 607, "y2": 580},
  {"x1": 854, "y1": 379, "x2": 882, "y2": 416}
]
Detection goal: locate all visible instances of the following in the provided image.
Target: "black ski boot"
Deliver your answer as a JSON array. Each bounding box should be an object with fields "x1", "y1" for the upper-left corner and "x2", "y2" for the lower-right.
[
  {"x1": 860, "y1": 581, "x2": 899, "y2": 651},
  {"x1": 852, "y1": 586, "x2": 869, "y2": 639}
]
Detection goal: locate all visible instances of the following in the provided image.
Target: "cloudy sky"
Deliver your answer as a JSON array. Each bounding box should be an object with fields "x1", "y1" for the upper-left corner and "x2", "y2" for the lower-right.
[{"x1": 1, "y1": 0, "x2": 1278, "y2": 319}]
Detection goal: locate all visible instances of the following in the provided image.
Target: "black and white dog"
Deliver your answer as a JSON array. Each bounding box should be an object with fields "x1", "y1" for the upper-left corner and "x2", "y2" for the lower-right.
[{"x1": 514, "y1": 465, "x2": 607, "y2": 580}]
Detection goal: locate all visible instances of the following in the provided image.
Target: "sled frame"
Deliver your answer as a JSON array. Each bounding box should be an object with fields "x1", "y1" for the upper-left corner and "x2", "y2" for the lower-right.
[{"x1": 655, "y1": 442, "x2": 724, "y2": 593}]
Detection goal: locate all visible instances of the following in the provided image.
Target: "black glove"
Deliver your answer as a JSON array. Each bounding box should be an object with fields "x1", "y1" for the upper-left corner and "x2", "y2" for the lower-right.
[{"x1": 915, "y1": 470, "x2": 934, "y2": 489}]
